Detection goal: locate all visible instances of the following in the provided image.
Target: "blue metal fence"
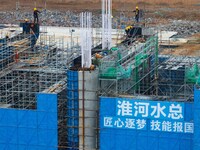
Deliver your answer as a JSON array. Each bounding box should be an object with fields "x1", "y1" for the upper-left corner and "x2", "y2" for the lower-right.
[
  {"x1": 67, "y1": 70, "x2": 79, "y2": 150},
  {"x1": 194, "y1": 87, "x2": 200, "y2": 150},
  {"x1": 0, "y1": 93, "x2": 58, "y2": 150}
]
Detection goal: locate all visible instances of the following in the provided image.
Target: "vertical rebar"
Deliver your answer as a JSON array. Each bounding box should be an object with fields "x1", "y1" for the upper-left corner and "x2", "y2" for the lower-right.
[
  {"x1": 102, "y1": 0, "x2": 112, "y2": 49},
  {"x1": 80, "y1": 12, "x2": 92, "y2": 68}
]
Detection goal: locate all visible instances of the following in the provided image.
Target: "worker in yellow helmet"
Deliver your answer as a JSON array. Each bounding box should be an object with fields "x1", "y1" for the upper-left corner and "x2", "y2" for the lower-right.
[
  {"x1": 125, "y1": 25, "x2": 133, "y2": 37},
  {"x1": 133, "y1": 6, "x2": 140, "y2": 23},
  {"x1": 33, "y1": 8, "x2": 40, "y2": 24},
  {"x1": 125, "y1": 25, "x2": 133, "y2": 31}
]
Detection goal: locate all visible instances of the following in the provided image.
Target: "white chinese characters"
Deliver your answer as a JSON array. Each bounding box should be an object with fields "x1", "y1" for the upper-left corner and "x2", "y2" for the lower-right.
[
  {"x1": 150, "y1": 120, "x2": 193, "y2": 134},
  {"x1": 184, "y1": 123, "x2": 194, "y2": 133},
  {"x1": 162, "y1": 121, "x2": 172, "y2": 132},
  {"x1": 168, "y1": 104, "x2": 183, "y2": 120},
  {"x1": 114, "y1": 118, "x2": 124, "y2": 128},
  {"x1": 117, "y1": 100, "x2": 184, "y2": 121},
  {"x1": 104, "y1": 117, "x2": 113, "y2": 127},
  {"x1": 103, "y1": 117, "x2": 147, "y2": 130},
  {"x1": 134, "y1": 102, "x2": 149, "y2": 117},
  {"x1": 151, "y1": 103, "x2": 166, "y2": 118},
  {"x1": 151, "y1": 120, "x2": 161, "y2": 131},
  {"x1": 125, "y1": 119, "x2": 135, "y2": 129},
  {"x1": 103, "y1": 117, "x2": 193, "y2": 134},
  {"x1": 117, "y1": 100, "x2": 133, "y2": 116},
  {"x1": 136, "y1": 119, "x2": 146, "y2": 129}
]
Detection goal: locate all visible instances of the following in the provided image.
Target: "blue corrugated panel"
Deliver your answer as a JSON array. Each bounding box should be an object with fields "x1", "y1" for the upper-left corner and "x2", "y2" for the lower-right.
[
  {"x1": 194, "y1": 87, "x2": 200, "y2": 150},
  {"x1": 0, "y1": 93, "x2": 58, "y2": 150},
  {"x1": 67, "y1": 70, "x2": 79, "y2": 150}
]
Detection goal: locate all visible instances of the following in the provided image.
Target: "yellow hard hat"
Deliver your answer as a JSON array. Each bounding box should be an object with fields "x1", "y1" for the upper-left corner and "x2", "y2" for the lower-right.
[
  {"x1": 125, "y1": 26, "x2": 133, "y2": 31},
  {"x1": 25, "y1": 19, "x2": 28, "y2": 22},
  {"x1": 136, "y1": 6, "x2": 139, "y2": 9},
  {"x1": 34, "y1": 8, "x2": 37, "y2": 11}
]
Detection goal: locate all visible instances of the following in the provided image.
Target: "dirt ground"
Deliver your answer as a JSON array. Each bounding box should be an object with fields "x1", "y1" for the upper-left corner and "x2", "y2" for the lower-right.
[
  {"x1": 1, "y1": 0, "x2": 200, "y2": 21},
  {"x1": 161, "y1": 34, "x2": 200, "y2": 56},
  {"x1": 1, "y1": 0, "x2": 200, "y2": 11}
]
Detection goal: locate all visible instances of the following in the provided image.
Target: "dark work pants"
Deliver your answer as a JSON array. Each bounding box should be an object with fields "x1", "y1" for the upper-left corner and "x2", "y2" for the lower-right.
[
  {"x1": 34, "y1": 16, "x2": 39, "y2": 23},
  {"x1": 135, "y1": 15, "x2": 139, "y2": 23}
]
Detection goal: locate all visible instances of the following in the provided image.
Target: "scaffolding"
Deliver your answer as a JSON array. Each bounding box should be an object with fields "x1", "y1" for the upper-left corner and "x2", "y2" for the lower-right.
[
  {"x1": 99, "y1": 28, "x2": 199, "y2": 102},
  {"x1": 0, "y1": 21, "x2": 105, "y2": 149},
  {"x1": 99, "y1": 33, "x2": 158, "y2": 96},
  {"x1": 1, "y1": 4, "x2": 199, "y2": 149},
  {"x1": 0, "y1": 28, "x2": 71, "y2": 149},
  {"x1": 154, "y1": 55, "x2": 198, "y2": 101},
  {"x1": 0, "y1": 32, "x2": 66, "y2": 106}
]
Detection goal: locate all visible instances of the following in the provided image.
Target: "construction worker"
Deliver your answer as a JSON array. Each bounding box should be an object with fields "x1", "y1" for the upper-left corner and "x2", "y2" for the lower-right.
[
  {"x1": 133, "y1": 6, "x2": 140, "y2": 23},
  {"x1": 33, "y1": 8, "x2": 40, "y2": 24},
  {"x1": 5, "y1": 33, "x2": 9, "y2": 40},
  {"x1": 125, "y1": 25, "x2": 133, "y2": 37},
  {"x1": 30, "y1": 23, "x2": 35, "y2": 35},
  {"x1": 23, "y1": 19, "x2": 30, "y2": 34}
]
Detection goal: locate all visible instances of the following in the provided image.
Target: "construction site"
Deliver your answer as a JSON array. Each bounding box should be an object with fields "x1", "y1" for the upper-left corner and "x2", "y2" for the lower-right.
[{"x1": 0, "y1": 0, "x2": 200, "y2": 150}]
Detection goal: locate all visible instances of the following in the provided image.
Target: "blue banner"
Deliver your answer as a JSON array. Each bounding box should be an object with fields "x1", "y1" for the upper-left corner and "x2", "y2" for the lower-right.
[
  {"x1": 101, "y1": 98, "x2": 194, "y2": 134},
  {"x1": 100, "y1": 97, "x2": 194, "y2": 150}
]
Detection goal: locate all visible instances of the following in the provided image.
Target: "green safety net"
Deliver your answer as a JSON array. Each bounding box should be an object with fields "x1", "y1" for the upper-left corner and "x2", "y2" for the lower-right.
[
  {"x1": 100, "y1": 50, "x2": 132, "y2": 79},
  {"x1": 100, "y1": 67, "x2": 117, "y2": 79},
  {"x1": 100, "y1": 51, "x2": 147, "y2": 79},
  {"x1": 135, "y1": 53, "x2": 148, "y2": 67},
  {"x1": 185, "y1": 63, "x2": 200, "y2": 84},
  {"x1": 99, "y1": 36, "x2": 158, "y2": 80},
  {"x1": 100, "y1": 65, "x2": 132, "y2": 79},
  {"x1": 111, "y1": 47, "x2": 118, "y2": 51}
]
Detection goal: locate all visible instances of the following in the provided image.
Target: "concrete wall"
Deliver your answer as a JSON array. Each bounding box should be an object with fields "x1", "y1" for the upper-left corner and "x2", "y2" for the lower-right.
[{"x1": 78, "y1": 70, "x2": 99, "y2": 150}]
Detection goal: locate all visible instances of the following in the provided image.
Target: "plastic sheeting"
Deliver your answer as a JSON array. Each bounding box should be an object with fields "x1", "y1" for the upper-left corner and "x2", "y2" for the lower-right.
[
  {"x1": 100, "y1": 97, "x2": 193, "y2": 150},
  {"x1": 0, "y1": 93, "x2": 58, "y2": 150}
]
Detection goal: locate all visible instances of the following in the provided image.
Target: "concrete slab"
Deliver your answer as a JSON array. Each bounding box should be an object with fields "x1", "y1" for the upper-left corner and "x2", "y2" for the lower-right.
[
  {"x1": 158, "y1": 31, "x2": 188, "y2": 46},
  {"x1": 158, "y1": 30, "x2": 178, "y2": 41},
  {"x1": 1, "y1": 24, "x2": 125, "y2": 48},
  {"x1": 0, "y1": 24, "x2": 21, "y2": 39}
]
